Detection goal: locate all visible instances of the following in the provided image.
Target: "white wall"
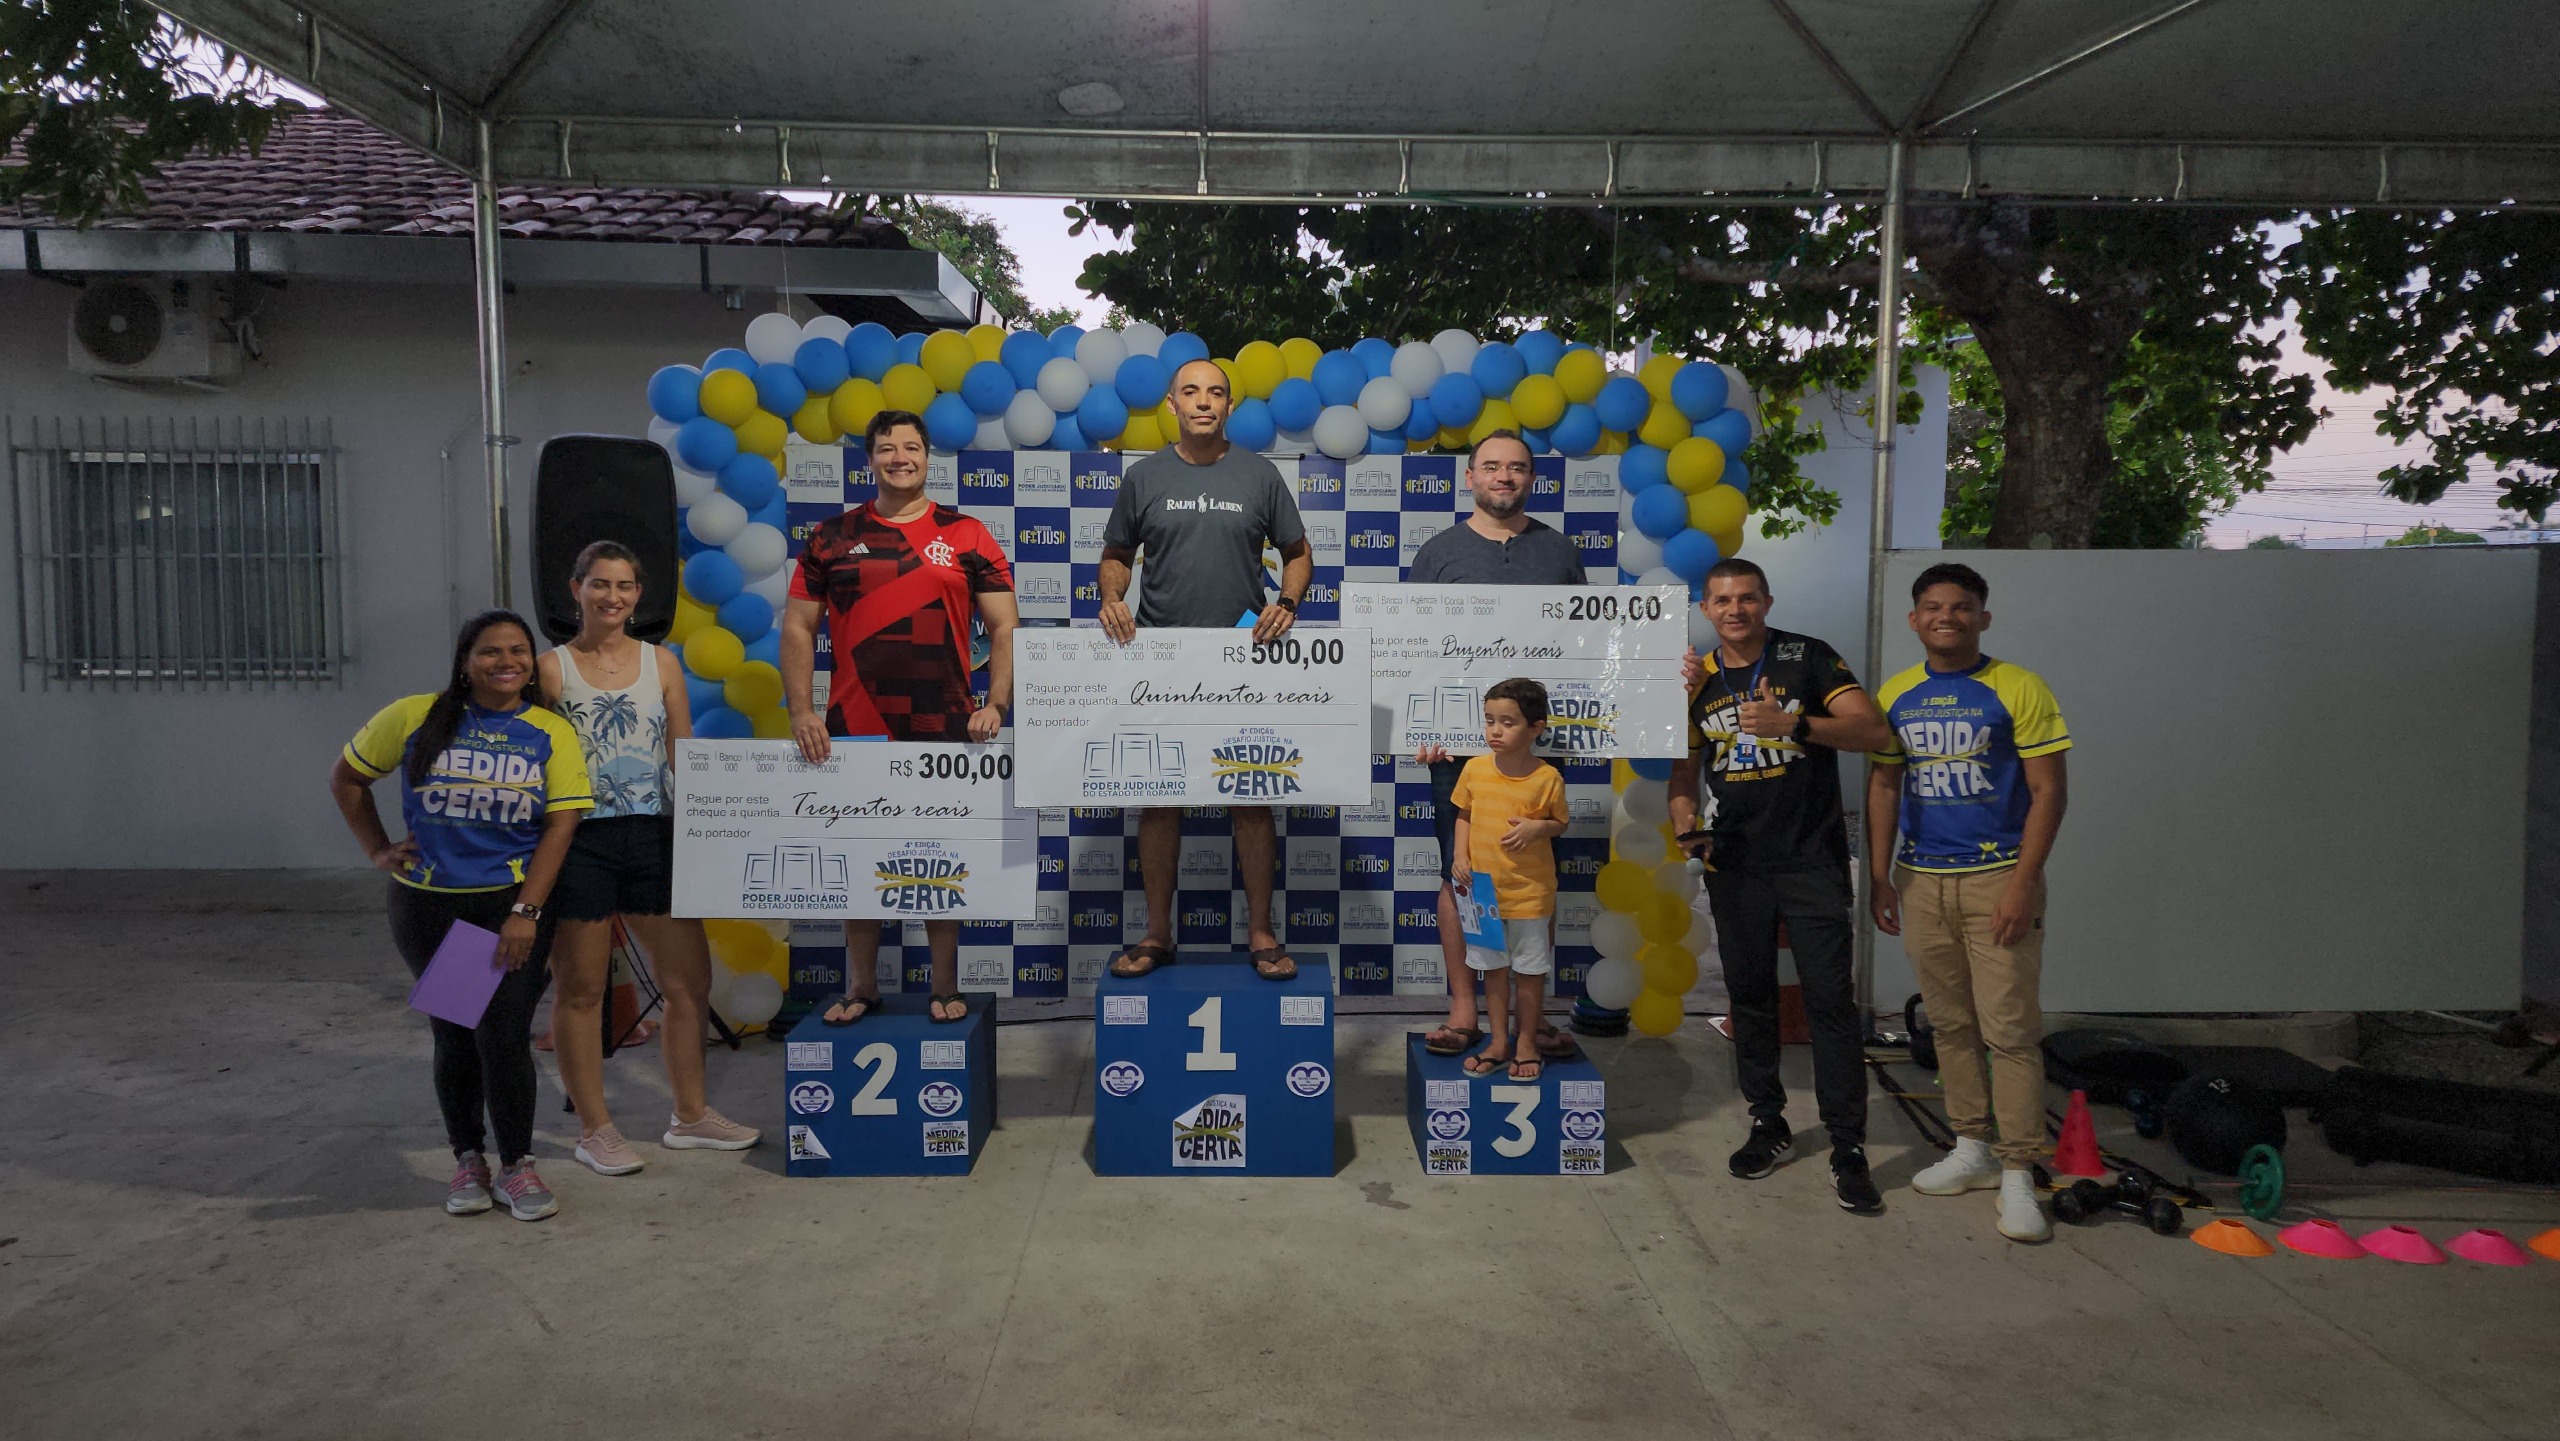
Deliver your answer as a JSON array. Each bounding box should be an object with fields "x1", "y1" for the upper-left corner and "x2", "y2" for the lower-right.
[{"x1": 1868, "y1": 548, "x2": 2533, "y2": 1012}]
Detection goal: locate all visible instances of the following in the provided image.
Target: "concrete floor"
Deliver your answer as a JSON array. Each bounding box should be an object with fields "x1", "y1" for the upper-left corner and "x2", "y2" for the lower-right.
[{"x1": 5, "y1": 874, "x2": 2558, "y2": 1441}]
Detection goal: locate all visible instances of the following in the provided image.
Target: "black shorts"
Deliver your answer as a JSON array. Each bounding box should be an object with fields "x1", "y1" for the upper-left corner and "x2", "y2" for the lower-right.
[{"x1": 550, "y1": 814, "x2": 675, "y2": 922}]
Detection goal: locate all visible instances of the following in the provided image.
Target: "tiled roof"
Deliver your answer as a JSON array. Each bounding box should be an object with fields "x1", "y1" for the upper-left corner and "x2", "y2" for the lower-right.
[{"x1": 11, "y1": 110, "x2": 909, "y2": 250}]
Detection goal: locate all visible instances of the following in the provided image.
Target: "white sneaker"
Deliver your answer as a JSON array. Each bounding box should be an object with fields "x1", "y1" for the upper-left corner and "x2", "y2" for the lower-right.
[
  {"x1": 1997, "y1": 1168, "x2": 2051, "y2": 1243},
  {"x1": 1911, "y1": 1137, "x2": 2002, "y2": 1195}
]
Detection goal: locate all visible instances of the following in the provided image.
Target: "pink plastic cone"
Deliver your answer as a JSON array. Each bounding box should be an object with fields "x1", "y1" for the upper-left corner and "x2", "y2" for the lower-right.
[
  {"x1": 2279, "y1": 1218, "x2": 2366, "y2": 1259},
  {"x1": 2358, "y1": 1224, "x2": 2447, "y2": 1264},
  {"x1": 2444, "y1": 1229, "x2": 2533, "y2": 1267}
]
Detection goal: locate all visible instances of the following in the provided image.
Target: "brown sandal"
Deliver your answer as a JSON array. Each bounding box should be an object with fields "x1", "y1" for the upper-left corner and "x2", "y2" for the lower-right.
[
  {"x1": 1109, "y1": 941, "x2": 1174, "y2": 978},
  {"x1": 1249, "y1": 946, "x2": 1297, "y2": 981}
]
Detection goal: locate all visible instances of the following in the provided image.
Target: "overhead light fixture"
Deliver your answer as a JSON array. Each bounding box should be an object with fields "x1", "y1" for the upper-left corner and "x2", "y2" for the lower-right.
[{"x1": 1057, "y1": 82, "x2": 1124, "y2": 118}]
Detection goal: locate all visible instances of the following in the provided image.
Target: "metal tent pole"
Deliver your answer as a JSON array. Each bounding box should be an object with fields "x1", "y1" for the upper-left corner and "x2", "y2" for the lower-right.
[
  {"x1": 1853, "y1": 136, "x2": 1908, "y2": 1024},
  {"x1": 472, "y1": 116, "x2": 514, "y2": 608}
]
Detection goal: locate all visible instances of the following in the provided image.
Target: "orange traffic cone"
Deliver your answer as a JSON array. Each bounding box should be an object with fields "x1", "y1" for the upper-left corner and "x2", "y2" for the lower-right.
[{"x1": 2053, "y1": 1089, "x2": 2106, "y2": 1177}]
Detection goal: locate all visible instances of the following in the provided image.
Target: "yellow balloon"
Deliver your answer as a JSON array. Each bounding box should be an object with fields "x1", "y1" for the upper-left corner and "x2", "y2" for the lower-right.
[
  {"x1": 723, "y1": 659, "x2": 785, "y2": 714},
  {"x1": 1594, "y1": 859, "x2": 1655, "y2": 913},
  {"x1": 793, "y1": 395, "x2": 841, "y2": 444},
  {"x1": 829, "y1": 377, "x2": 885, "y2": 437},
  {"x1": 1711, "y1": 522, "x2": 1745, "y2": 559},
  {"x1": 1596, "y1": 430, "x2": 1628, "y2": 455},
  {"x1": 669, "y1": 592, "x2": 714, "y2": 645},
  {"x1": 1639, "y1": 353, "x2": 1682, "y2": 400},
  {"x1": 1689, "y1": 483, "x2": 1749, "y2": 536},
  {"x1": 1437, "y1": 425, "x2": 1469, "y2": 450},
  {"x1": 1666, "y1": 436, "x2": 1728, "y2": 494},
  {"x1": 1629, "y1": 988, "x2": 1685, "y2": 1036},
  {"x1": 1213, "y1": 356, "x2": 1239, "y2": 392},
  {"x1": 1555, "y1": 347, "x2": 1608, "y2": 404},
  {"x1": 1279, "y1": 337, "x2": 1322, "y2": 380},
  {"x1": 1637, "y1": 890, "x2": 1691, "y2": 944},
  {"x1": 1466, "y1": 397, "x2": 1519, "y2": 446},
  {"x1": 1610, "y1": 759, "x2": 1634, "y2": 792},
  {"x1": 1638, "y1": 401, "x2": 1691, "y2": 451},
  {"x1": 1120, "y1": 413, "x2": 1163, "y2": 452},
  {"x1": 966, "y1": 323, "x2": 1008, "y2": 363},
  {"x1": 1639, "y1": 941, "x2": 1699, "y2": 994},
  {"x1": 1510, "y1": 373, "x2": 1567, "y2": 430},
  {"x1": 698, "y1": 368, "x2": 758, "y2": 426},
  {"x1": 1231, "y1": 342, "x2": 1284, "y2": 400},
  {"x1": 750, "y1": 707, "x2": 794, "y2": 741},
  {"x1": 734, "y1": 410, "x2": 788, "y2": 457},
  {"x1": 683, "y1": 625, "x2": 744, "y2": 681},
  {"x1": 880, "y1": 363, "x2": 937, "y2": 416},
  {"x1": 1157, "y1": 399, "x2": 1179, "y2": 435},
  {"x1": 703, "y1": 918, "x2": 766, "y2": 972},
  {"x1": 1408, "y1": 434, "x2": 1434, "y2": 452},
  {"x1": 919, "y1": 329, "x2": 975, "y2": 391}
]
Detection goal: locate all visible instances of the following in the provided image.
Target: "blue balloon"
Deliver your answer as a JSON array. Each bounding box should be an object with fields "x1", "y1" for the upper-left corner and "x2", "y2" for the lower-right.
[
  {"x1": 717, "y1": 452, "x2": 780, "y2": 511},
  {"x1": 1671, "y1": 362, "x2": 1729, "y2": 421},
  {"x1": 753, "y1": 361, "x2": 807, "y2": 419},
  {"x1": 961, "y1": 360, "x2": 1017, "y2": 417},
  {"x1": 716, "y1": 591, "x2": 774, "y2": 645},
  {"x1": 1049, "y1": 410, "x2": 1089, "y2": 452},
  {"x1": 1367, "y1": 427, "x2": 1403, "y2": 455},
  {"x1": 1724, "y1": 459, "x2": 1752, "y2": 496},
  {"x1": 999, "y1": 329, "x2": 1053, "y2": 388},
  {"x1": 1627, "y1": 757, "x2": 1674, "y2": 782},
  {"x1": 1403, "y1": 395, "x2": 1439, "y2": 442},
  {"x1": 648, "y1": 365, "x2": 703, "y2": 423},
  {"x1": 703, "y1": 347, "x2": 755, "y2": 376},
  {"x1": 1520, "y1": 426, "x2": 1551, "y2": 455},
  {"x1": 923, "y1": 392, "x2": 979, "y2": 450},
  {"x1": 1267, "y1": 376, "x2": 1322, "y2": 432},
  {"x1": 844, "y1": 323, "x2": 898, "y2": 381},
  {"x1": 1662, "y1": 527, "x2": 1723, "y2": 581},
  {"x1": 692, "y1": 705, "x2": 753, "y2": 740},
  {"x1": 675, "y1": 416, "x2": 739, "y2": 473},
  {"x1": 1429, "y1": 372, "x2": 1484, "y2": 428},
  {"x1": 685, "y1": 672, "x2": 726, "y2": 723},
  {"x1": 1076, "y1": 385, "x2": 1129, "y2": 441},
  {"x1": 1158, "y1": 330, "x2": 1211, "y2": 373},
  {"x1": 1352, "y1": 337, "x2": 1397, "y2": 379},
  {"x1": 1690, "y1": 576, "x2": 1707, "y2": 603},
  {"x1": 1631, "y1": 485, "x2": 1691, "y2": 540},
  {"x1": 1550, "y1": 402, "x2": 1602, "y2": 457},
  {"x1": 683, "y1": 550, "x2": 744, "y2": 606},
  {"x1": 1227, "y1": 397, "x2": 1277, "y2": 452},
  {"x1": 750, "y1": 492, "x2": 787, "y2": 532},
  {"x1": 793, "y1": 337, "x2": 850, "y2": 395},
  {"x1": 1595, "y1": 375, "x2": 1652, "y2": 432},
  {"x1": 1515, "y1": 330, "x2": 1565, "y2": 375},
  {"x1": 1619, "y1": 443, "x2": 1670, "y2": 493},
  {"x1": 1311, "y1": 350, "x2": 1368, "y2": 408},
  {"x1": 1048, "y1": 324, "x2": 1086, "y2": 361},
  {"x1": 1697, "y1": 407, "x2": 1753, "y2": 458},
  {"x1": 897, "y1": 331, "x2": 927, "y2": 365},
  {"x1": 743, "y1": 629, "x2": 781, "y2": 668},
  {"x1": 1114, "y1": 353, "x2": 1171, "y2": 410},
  {"x1": 1470, "y1": 341, "x2": 1527, "y2": 399}
]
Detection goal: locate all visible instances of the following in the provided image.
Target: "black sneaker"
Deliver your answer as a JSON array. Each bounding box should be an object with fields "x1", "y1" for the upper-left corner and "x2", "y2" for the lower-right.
[
  {"x1": 1832, "y1": 1147, "x2": 1885, "y2": 1215},
  {"x1": 1727, "y1": 1118, "x2": 1793, "y2": 1179}
]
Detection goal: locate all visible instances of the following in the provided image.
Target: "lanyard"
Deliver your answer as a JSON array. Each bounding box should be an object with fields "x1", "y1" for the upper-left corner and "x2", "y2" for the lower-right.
[{"x1": 1713, "y1": 646, "x2": 1766, "y2": 725}]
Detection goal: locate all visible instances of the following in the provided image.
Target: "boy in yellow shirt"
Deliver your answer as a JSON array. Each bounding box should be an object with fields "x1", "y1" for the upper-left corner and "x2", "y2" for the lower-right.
[{"x1": 1449, "y1": 678, "x2": 1572, "y2": 1081}]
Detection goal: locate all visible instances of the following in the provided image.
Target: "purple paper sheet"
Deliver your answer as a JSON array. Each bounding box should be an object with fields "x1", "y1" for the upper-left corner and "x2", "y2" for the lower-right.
[{"x1": 407, "y1": 920, "x2": 506, "y2": 1028}]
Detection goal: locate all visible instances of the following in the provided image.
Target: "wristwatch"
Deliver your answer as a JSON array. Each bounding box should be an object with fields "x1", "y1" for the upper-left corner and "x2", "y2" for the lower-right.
[
  {"x1": 1790, "y1": 715, "x2": 1812, "y2": 743},
  {"x1": 509, "y1": 901, "x2": 544, "y2": 922},
  {"x1": 1273, "y1": 594, "x2": 1300, "y2": 613}
]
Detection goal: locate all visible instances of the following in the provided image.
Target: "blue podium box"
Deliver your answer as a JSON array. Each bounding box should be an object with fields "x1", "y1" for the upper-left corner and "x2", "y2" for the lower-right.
[
  {"x1": 1405, "y1": 1033, "x2": 1607, "y2": 1176},
  {"x1": 781, "y1": 993, "x2": 998, "y2": 1176},
  {"x1": 1093, "y1": 956, "x2": 1335, "y2": 1177}
]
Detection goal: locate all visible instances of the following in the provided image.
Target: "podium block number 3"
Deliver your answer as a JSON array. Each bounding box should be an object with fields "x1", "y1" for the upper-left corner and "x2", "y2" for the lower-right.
[
  {"x1": 1490, "y1": 1085, "x2": 1540, "y2": 1158},
  {"x1": 849, "y1": 1042, "x2": 900, "y2": 1114},
  {"x1": 1186, "y1": 997, "x2": 1237, "y2": 1072}
]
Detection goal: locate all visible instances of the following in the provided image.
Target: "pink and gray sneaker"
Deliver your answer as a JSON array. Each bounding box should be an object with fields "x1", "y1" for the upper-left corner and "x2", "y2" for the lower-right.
[
  {"x1": 446, "y1": 1153, "x2": 494, "y2": 1216},
  {"x1": 495, "y1": 1158, "x2": 557, "y2": 1221},
  {"x1": 662, "y1": 1109, "x2": 760, "y2": 1151}
]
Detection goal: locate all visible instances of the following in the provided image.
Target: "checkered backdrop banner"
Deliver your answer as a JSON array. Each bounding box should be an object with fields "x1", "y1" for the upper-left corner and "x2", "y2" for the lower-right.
[{"x1": 777, "y1": 441, "x2": 1628, "y2": 1003}]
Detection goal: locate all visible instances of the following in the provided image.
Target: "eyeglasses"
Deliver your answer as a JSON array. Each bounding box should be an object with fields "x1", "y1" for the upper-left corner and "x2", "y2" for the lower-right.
[{"x1": 1471, "y1": 461, "x2": 1533, "y2": 477}]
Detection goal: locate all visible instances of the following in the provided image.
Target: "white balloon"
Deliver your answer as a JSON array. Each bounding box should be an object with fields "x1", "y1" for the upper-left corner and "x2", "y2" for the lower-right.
[
  {"x1": 1583, "y1": 955, "x2": 1644, "y2": 1010},
  {"x1": 1390, "y1": 340, "x2": 1445, "y2": 398},
  {"x1": 1590, "y1": 911, "x2": 1645, "y2": 962},
  {"x1": 800, "y1": 314, "x2": 852, "y2": 345},
  {"x1": 1075, "y1": 328, "x2": 1129, "y2": 385},
  {"x1": 1312, "y1": 404, "x2": 1369, "y2": 460},
  {"x1": 744, "y1": 312, "x2": 803, "y2": 366},
  {"x1": 725, "y1": 521, "x2": 789, "y2": 580},
  {"x1": 673, "y1": 465, "x2": 719, "y2": 508},
  {"x1": 1688, "y1": 605, "x2": 1719, "y2": 651},
  {"x1": 1616, "y1": 529, "x2": 1663, "y2": 576},
  {"x1": 1356, "y1": 375, "x2": 1413, "y2": 431},
  {"x1": 1120, "y1": 320, "x2": 1166, "y2": 358},
  {"x1": 1683, "y1": 905, "x2": 1716, "y2": 953},
  {"x1": 1036, "y1": 355, "x2": 1092, "y2": 410},
  {"x1": 1720, "y1": 364, "x2": 1760, "y2": 429},
  {"x1": 973, "y1": 416, "x2": 1012, "y2": 451},
  {"x1": 745, "y1": 564, "x2": 792, "y2": 608},
  {"x1": 1652, "y1": 860, "x2": 1693, "y2": 900},
  {"x1": 1634, "y1": 565, "x2": 1682, "y2": 592},
  {"x1": 706, "y1": 965, "x2": 737, "y2": 1017},
  {"x1": 1430, "y1": 327, "x2": 1479, "y2": 377},
  {"x1": 1618, "y1": 779, "x2": 1670, "y2": 828},
  {"x1": 1004, "y1": 389, "x2": 1057, "y2": 447},
  {"x1": 726, "y1": 971, "x2": 784, "y2": 1026},
  {"x1": 647, "y1": 414, "x2": 682, "y2": 450},
  {"x1": 1613, "y1": 820, "x2": 1666, "y2": 867},
  {"x1": 686, "y1": 492, "x2": 748, "y2": 546}
]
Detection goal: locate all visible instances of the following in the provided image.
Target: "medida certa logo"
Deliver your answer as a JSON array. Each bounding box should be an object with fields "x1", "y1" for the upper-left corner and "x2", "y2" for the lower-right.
[{"x1": 874, "y1": 841, "x2": 969, "y2": 914}]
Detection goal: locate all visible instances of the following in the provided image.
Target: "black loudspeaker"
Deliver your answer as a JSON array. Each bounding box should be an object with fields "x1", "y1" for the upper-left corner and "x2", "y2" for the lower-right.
[{"x1": 532, "y1": 435, "x2": 679, "y2": 645}]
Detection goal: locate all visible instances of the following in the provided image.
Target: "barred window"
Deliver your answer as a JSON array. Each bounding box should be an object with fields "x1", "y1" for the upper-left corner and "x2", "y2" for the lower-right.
[{"x1": 10, "y1": 418, "x2": 345, "y2": 688}]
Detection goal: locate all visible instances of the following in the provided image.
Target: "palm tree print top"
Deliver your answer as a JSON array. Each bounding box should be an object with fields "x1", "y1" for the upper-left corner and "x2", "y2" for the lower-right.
[{"x1": 554, "y1": 643, "x2": 671, "y2": 820}]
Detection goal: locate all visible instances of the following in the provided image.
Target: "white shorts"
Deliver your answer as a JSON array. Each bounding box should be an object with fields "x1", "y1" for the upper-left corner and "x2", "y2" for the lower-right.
[{"x1": 1465, "y1": 919, "x2": 1553, "y2": 977}]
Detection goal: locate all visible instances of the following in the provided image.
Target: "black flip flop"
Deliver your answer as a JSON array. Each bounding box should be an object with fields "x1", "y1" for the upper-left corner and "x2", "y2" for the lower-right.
[
  {"x1": 1462, "y1": 1050, "x2": 1510, "y2": 1078},
  {"x1": 1249, "y1": 946, "x2": 1298, "y2": 982},
  {"x1": 1424, "y1": 1025, "x2": 1486, "y2": 1057},
  {"x1": 1508, "y1": 1056, "x2": 1545, "y2": 1082},
  {"x1": 821, "y1": 992, "x2": 882, "y2": 1027},
  {"x1": 1109, "y1": 941, "x2": 1174, "y2": 979},
  {"x1": 929, "y1": 993, "x2": 969, "y2": 1024}
]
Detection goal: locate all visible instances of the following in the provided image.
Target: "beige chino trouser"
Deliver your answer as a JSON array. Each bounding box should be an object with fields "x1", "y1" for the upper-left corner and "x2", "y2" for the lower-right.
[{"x1": 1896, "y1": 865, "x2": 2047, "y2": 1168}]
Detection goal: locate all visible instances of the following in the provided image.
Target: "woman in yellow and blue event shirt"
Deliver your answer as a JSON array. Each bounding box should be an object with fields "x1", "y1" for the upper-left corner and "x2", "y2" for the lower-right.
[{"x1": 329, "y1": 609, "x2": 591, "y2": 1223}]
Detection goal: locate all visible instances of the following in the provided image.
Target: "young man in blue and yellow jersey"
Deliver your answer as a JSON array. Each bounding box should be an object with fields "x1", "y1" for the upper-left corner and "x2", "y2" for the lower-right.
[{"x1": 1865, "y1": 562, "x2": 2071, "y2": 1243}]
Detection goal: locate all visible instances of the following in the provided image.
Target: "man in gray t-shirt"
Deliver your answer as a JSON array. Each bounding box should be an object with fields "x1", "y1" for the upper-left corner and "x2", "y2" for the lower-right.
[{"x1": 1097, "y1": 357, "x2": 1314, "y2": 982}]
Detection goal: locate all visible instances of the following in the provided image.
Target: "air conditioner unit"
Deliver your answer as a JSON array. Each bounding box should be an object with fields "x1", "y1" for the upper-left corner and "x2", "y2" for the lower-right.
[{"x1": 67, "y1": 277, "x2": 241, "y2": 382}]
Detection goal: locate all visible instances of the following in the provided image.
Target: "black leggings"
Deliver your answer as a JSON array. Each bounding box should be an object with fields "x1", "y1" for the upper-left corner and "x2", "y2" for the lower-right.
[{"x1": 386, "y1": 880, "x2": 553, "y2": 1165}]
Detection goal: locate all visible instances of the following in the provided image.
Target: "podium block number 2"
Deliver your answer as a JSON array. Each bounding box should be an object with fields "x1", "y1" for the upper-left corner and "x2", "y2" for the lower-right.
[
  {"x1": 1186, "y1": 997, "x2": 1237, "y2": 1072},
  {"x1": 849, "y1": 1042, "x2": 900, "y2": 1115},
  {"x1": 1490, "y1": 1085, "x2": 1540, "y2": 1158}
]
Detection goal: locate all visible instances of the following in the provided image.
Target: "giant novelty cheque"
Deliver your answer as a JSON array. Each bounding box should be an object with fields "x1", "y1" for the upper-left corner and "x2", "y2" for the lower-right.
[
  {"x1": 1344, "y1": 584, "x2": 1689, "y2": 757},
  {"x1": 672, "y1": 740, "x2": 1039, "y2": 919},
  {"x1": 1011, "y1": 628, "x2": 1373, "y2": 807}
]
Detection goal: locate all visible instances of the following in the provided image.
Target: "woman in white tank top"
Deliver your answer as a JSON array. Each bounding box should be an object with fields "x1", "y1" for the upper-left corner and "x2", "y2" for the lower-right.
[{"x1": 538, "y1": 541, "x2": 760, "y2": 1174}]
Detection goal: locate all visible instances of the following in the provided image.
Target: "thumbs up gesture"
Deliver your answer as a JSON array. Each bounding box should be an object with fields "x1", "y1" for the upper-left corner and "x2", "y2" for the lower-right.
[{"x1": 1737, "y1": 677, "x2": 1794, "y2": 739}]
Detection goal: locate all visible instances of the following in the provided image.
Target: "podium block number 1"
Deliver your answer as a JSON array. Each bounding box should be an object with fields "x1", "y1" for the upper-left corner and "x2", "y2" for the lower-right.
[
  {"x1": 849, "y1": 1041, "x2": 900, "y2": 1115},
  {"x1": 1187, "y1": 997, "x2": 1237, "y2": 1072},
  {"x1": 1490, "y1": 1085, "x2": 1539, "y2": 1158}
]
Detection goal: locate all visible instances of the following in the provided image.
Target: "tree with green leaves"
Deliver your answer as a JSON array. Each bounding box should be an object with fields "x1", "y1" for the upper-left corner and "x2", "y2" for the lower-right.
[
  {"x1": 2384, "y1": 523, "x2": 2486, "y2": 547},
  {"x1": 2245, "y1": 534, "x2": 2299, "y2": 550},
  {"x1": 828, "y1": 195, "x2": 1076, "y2": 331}
]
